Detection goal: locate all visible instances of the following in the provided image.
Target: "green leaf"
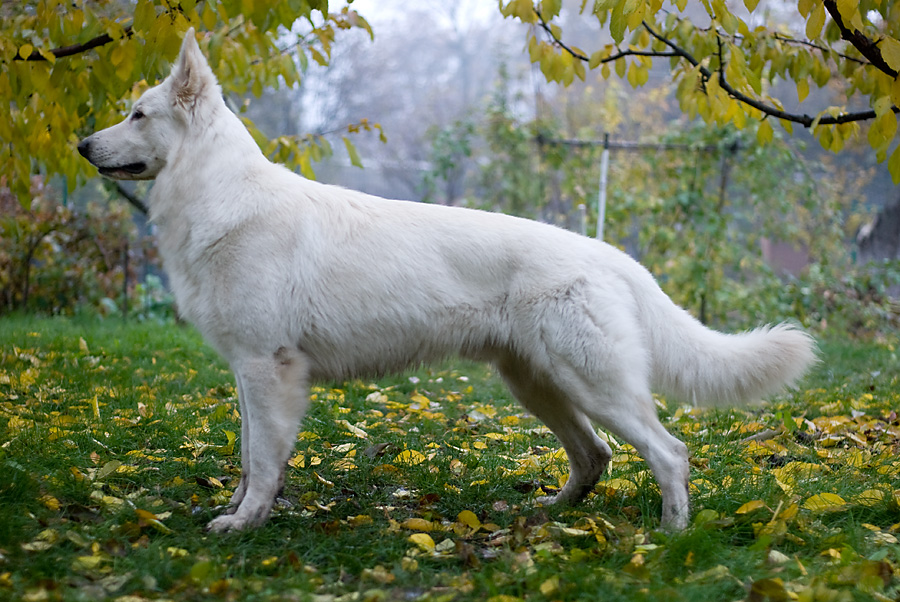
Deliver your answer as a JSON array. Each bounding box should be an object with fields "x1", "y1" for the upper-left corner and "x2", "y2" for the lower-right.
[
  {"x1": 610, "y1": 2, "x2": 628, "y2": 44},
  {"x1": 343, "y1": 136, "x2": 362, "y2": 168},
  {"x1": 834, "y1": 0, "x2": 859, "y2": 26},
  {"x1": 588, "y1": 49, "x2": 608, "y2": 69},
  {"x1": 217, "y1": 430, "x2": 236, "y2": 455},
  {"x1": 756, "y1": 119, "x2": 774, "y2": 145},
  {"x1": 798, "y1": 0, "x2": 814, "y2": 17},
  {"x1": 888, "y1": 145, "x2": 900, "y2": 184},
  {"x1": 95, "y1": 460, "x2": 122, "y2": 481},
  {"x1": 189, "y1": 559, "x2": 215, "y2": 583},
  {"x1": 540, "y1": 0, "x2": 561, "y2": 18},
  {"x1": 133, "y1": 0, "x2": 156, "y2": 34},
  {"x1": 881, "y1": 36, "x2": 900, "y2": 72},
  {"x1": 797, "y1": 78, "x2": 809, "y2": 102},
  {"x1": 805, "y1": 3, "x2": 825, "y2": 39},
  {"x1": 867, "y1": 110, "x2": 897, "y2": 153}
]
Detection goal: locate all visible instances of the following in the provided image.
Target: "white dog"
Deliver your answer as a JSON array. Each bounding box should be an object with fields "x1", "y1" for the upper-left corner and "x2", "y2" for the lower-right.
[{"x1": 78, "y1": 28, "x2": 816, "y2": 532}]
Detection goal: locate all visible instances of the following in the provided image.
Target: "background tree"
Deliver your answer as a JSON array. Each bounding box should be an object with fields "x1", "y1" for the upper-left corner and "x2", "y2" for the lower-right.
[
  {"x1": 499, "y1": 0, "x2": 900, "y2": 182},
  {"x1": 0, "y1": 0, "x2": 373, "y2": 207}
]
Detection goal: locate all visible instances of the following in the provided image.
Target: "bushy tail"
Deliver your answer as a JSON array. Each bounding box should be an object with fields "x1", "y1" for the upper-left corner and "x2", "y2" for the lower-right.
[{"x1": 632, "y1": 273, "x2": 817, "y2": 406}]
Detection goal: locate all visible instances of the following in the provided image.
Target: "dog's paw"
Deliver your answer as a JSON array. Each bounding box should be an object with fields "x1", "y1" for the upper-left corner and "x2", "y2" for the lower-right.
[
  {"x1": 534, "y1": 491, "x2": 582, "y2": 506},
  {"x1": 206, "y1": 513, "x2": 249, "y2": 533}
]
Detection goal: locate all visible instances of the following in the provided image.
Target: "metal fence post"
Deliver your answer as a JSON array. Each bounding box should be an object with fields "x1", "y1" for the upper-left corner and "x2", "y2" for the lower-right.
[{"x1": 597, "y1": 133, "x2": 609, "y2": 240}]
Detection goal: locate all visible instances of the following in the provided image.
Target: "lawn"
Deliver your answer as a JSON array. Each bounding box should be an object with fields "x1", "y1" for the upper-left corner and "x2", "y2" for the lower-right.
[{"x1": 1, "y1": 316, "x2": 899, "y2": 601}]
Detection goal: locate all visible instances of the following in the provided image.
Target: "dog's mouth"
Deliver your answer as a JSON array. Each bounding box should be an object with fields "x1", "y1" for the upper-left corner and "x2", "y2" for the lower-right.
[{"x1": 98, "y1": 162, "x2": 148, "y2": 179}]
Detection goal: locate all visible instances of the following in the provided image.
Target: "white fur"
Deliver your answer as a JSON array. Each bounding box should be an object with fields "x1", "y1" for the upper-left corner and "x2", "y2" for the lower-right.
[{"x1": 78, "y1": 29, "x2": 817, "y2": 532}]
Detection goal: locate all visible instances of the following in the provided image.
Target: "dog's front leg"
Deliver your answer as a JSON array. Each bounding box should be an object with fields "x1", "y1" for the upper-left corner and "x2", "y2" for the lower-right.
[
  {"x1": 207, "y1": 347, "x2": 310, "y2": 532},
  {"x1": 224, "y1": 372, "x2": 249, "y2": 514}
]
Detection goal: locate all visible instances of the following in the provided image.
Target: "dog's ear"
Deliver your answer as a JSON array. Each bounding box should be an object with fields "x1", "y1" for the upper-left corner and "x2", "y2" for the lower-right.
[{"x1": 170, "y1": 27, "x2": 217, "y2": 111}]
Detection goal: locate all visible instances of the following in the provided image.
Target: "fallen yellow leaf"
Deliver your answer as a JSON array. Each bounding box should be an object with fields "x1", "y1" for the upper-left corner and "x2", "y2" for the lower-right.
[
  {"x1": 72, "y1": 555, "x2": 104, "y2": 570},
  {"x1": 853, "y1": 489, "x2": 885, "y2": 506},
  {"x1": 597, "y1": 478, "x2": 638, "y2": 493},
  {"x1": 347, "y1": 514, "x2": 373, "y2": 527},
  {"x1": 401, "y1": 518, "x2": 438, "y2": 532},
  {"x1": 336, "y1": 420, "x2": 368, "y2": 439},
  {"x1": 394, "y1": 449, "x2": 426, "y2": 465},
  {"x1": 735, "y1": 500, "x2": 766, "y2": 515},
  {"x1": 135, "y1": 508, "x2": 173, "y2": 534},
  {"x1": 40, "y1": 495, "x2": 60, "y2": 511},
  {"x1": 217, "y1": 430, "x2": 236, "y2": 455},
  {"x1": 409, "y1": 393, "x2": 430, "y2": 406},
  {"x1": 457, "y1": 509, "x2": 481, "y2": 530},
  {"x1": 361, "y1": 564, "x2": 395, "y2": 584},
  {"x1": 408, "y1": 532, "x2": 435, "y2": 552},
  {"x1": 803, "y1": 493, "x2": 846, "y2": 513},
  {"x1": 539, "y1": 576, "x2": 559, "y2": 595}
]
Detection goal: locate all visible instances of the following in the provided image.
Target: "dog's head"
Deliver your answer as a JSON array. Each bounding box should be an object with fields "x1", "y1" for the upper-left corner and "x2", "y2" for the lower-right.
[{"x1": 77, "y1": 27, "x2": 220, "y2": 180}]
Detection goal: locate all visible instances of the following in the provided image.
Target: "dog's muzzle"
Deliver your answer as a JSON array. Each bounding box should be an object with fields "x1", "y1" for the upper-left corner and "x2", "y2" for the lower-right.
[{"x1": 77, "y1": 138, "x2": 148, "y2": 178}]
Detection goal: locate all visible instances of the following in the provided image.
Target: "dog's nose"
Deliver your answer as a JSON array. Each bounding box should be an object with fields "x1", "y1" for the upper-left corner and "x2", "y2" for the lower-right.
[{"x1": 77, "y1": 138, "x2": 91, "y2": 158}]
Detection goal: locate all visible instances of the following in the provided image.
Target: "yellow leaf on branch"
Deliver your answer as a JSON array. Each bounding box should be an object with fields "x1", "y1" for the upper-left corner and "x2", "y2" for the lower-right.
[{"x1": 882, "y1": 36, "x2": 900, "y2": 72}]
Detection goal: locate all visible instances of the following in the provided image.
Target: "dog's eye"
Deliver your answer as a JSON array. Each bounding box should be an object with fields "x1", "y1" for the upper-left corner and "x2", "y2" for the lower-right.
[{"x1": 132, "y1": 109, "x2": 145, "y2": 121}]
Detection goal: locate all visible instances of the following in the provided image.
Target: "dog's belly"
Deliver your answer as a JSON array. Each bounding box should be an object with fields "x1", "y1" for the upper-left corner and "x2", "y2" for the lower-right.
[{"x1": 300, "y1": 306, "x2": 509, "y2": 383}]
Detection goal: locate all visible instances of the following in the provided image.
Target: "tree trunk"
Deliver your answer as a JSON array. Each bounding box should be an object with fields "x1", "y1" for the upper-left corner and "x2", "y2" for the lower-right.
[{"x1": 857, "y1": 196, "x2": 900, "y2": 264}]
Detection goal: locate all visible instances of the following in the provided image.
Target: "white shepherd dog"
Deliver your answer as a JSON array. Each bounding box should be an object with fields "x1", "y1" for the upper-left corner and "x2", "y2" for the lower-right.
[{"x1": 79, "y1": 28, "x2": 816, "y2": 532}]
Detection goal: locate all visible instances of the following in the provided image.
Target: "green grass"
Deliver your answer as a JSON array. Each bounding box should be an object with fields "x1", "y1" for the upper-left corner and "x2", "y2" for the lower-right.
[{"x1": 1, "y1": 315, "x2": 899, "y2": 601}]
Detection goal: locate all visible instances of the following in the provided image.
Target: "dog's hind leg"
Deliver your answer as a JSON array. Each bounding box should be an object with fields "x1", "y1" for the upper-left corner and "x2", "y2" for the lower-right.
[
  {"x1": 558, "y1": 362, "x2": 691, "y2": 530},
  {"x1": 207, "y1": 347, "x2": 309, "y2": 533},
  {"x1": 586, "y1": 391, "x2": 690, "y2": 530},
  {"x1": 529, "y1": 296, "x2": 691, "y2": 529},
  {"x1": 496, "y1": 357, "x2": 612, "y2": 506}
]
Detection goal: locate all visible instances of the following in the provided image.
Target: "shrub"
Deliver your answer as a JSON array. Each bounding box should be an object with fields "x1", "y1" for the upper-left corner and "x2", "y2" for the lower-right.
[{"x1": 0, "y1": 178, "x2": 157, "y2": 316}]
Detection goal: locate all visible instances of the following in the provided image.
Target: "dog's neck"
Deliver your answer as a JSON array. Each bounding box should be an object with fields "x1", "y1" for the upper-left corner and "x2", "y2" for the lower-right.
[
  {"x1": 148, "y1": 99, "x2": 267, "y2": 224},
  {"x1": 146, "y1": 100, "x2": 274, "y2": 283}
]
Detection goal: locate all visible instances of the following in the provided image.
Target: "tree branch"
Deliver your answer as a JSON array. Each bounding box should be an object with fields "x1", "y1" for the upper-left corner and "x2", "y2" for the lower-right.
[
  {"x1": 771, "y1": 32, "x2": 867, "y2": 66},
  {"x1": 641, "y1": 20, "x2": 896, "y2": 128},
  {"x1": 15, "y1": 26, "x2": 134, "y2": 62},
  {"x1": 532, "y1": 7, "x2": 898, "y2": 129},
  {"x1": 822, "y1": 0, "x2": 898, "y2": 79},
  {"x1": 111, "y1": 182, "x2": 148, "y2": 215},
  {"x1": 669, "y1": 17, "x2": 869, "y2": 67},
  {"x1": 534, "y1": 9, "x2": 678, "y2": 65}
]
